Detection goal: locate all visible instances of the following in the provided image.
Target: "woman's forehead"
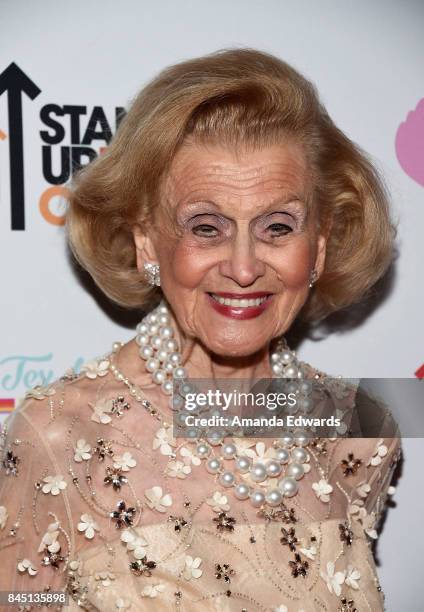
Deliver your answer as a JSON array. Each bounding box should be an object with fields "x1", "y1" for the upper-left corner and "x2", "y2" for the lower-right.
[{"x1": 161, "y1": 141, "x2": 310, "y2": 207}]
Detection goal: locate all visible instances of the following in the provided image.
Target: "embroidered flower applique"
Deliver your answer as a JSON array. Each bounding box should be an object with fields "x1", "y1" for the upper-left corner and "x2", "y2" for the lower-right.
[
  {"x1": 0, "y1": 505, "x2": 7, "y2": 529},
  {"x1": 121, "y1": 529, "x2": 148, "y2": 559},
  {"x1": 17, "y1": 558, "x2": 38, "y2": 576},
  {"x1": 320, "y1": 561, "x2": 345, "y2": 596},
  {"x1": 77, "y1": 514, "x2": 100, "y2": 539},
  {"x1": 24, "y1": 384, "x2": 56, "y2": 400},
  {"x1": 367, "y1": 439, "x2": 388, "y2": 466},
  {"x1": 95, "y1": 571, "x2": 115, "y2": 587},
  {"x1": 144, "y1": 486, "x2": 173, "y2": 513},
  {"x1": 180, "y1": 446, "x2": 201, "y2": 466},
  {"x1": 298, "y1": 542, "x2": 317, "y2": 560},
  {"x1": 115, "y1": 598, "x2": 131, "y2": 610},
  {"x1": 81, "y1": 358, "x2": 110, "y2": 379},
  {"x1": 90, "y1": 398, "x2": 115, "y2": 424},
  {"x1": 113, "y1": 452, "x2": 137, "y2": 472},
  {"x1": 152, "y1": 426, "x2": 177, "y2": 456},
  {"x1": 140, "y1": 583, "x2": 165, "y2": 598},
  {"x1": 312, "y1": 479, "x2": 333, "y2": 502},
  {"x1": 74, "y1": 439, "x2": 92, "y2": 462},
  {"x1": 38, "y1": 521, "x2": 61, "y2": 553},
  {"x1": 166, "y1": 460, "x2": 191, "y2": 479},
  {"x1": 356, "y1": 482, "x2": 371, "y2": 498},
  {"x1": 344, "y1": 565, "x2": 361, "y2": 590},
  {"x1": 206, "y1": 491, "x2": 230, "y2": 512},
  {"x1": 183, "y1": 555, "x2": 203, "y2": 580},
  {"x1": 42, "y1": 474, "x2": 67, "y2": 496}
]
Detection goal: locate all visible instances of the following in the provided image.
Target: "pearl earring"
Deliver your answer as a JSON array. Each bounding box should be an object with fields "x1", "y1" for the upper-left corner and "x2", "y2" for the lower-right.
[
  {"x1": 143, "y1": 262, "x2": 161, "y2": 287},
  {"x1": 309, "y1": 269, "x2": 318, "y2": 288}
]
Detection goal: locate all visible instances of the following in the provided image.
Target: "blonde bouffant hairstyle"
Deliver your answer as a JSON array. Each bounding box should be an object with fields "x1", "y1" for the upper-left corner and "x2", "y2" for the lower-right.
[{"x1": 66, "y1": 47, "x2": 396, "y2": 323}]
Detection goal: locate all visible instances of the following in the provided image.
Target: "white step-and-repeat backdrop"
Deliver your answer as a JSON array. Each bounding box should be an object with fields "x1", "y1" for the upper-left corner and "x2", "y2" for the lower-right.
[{"x1": 1, "y1": 1, "x2": 423, "y2": 609}]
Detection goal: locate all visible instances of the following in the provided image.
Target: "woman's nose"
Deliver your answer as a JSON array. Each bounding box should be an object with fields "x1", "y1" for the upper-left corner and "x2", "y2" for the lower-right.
[{"x1": 218, "y1": 232, "x2": 266, "y2": 287}]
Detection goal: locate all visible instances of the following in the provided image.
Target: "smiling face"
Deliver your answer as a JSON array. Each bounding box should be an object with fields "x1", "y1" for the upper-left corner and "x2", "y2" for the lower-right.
[{"x1": 133, "y1": 140, "x2": 327, "y2": 358}]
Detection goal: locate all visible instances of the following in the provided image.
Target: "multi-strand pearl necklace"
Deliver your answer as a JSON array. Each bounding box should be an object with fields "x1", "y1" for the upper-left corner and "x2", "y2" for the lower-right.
[{"x1": 112, "y1": 299, "x2": 314, "y2": 508}]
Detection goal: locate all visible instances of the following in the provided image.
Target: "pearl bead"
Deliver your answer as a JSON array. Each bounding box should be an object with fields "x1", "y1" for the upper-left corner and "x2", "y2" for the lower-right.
[
  {"x1": 146, "y1": 358, "x2": 160, "y2": 373},
  {"x1": 158, "y1": 314, "x2": 169, "y2": 326},
  {"x1": 300, "y1": 381, "x2": 312, "y2": 394},
  {"x1": 180, "y1": 382, "x2": 195, "y2": 396},
  {"x1": 265, "y1": 488, "x2": 283, "y2": 507},
  {"x1": 280, "y1": 433, "x2": 294, "y2": 448},
  {"x1": 270, "y1": 353, "x2": 281, "y2": 363},
  {"x1": 148, "y1": 323, "x2": 159, "y2": 336},
  {"x1": 299, "y1": 397, "x2": 313, "y2": 412},
  {"x1": 207, "y1": 432, "x2": 223, "y2": 446},
  {"x1": 175, "y1": 412, "x2": 187, "y2": 426},
  {"x1": 286, "y1": 462, "x2": 304, "y2": 480},
  {"x1": 136, "y1": 333, "x2": 150, "y2": 346},
  {"x1": 147, "y1": 313, "x2": 158, "y2": 324},
  {"x1": 272, "y1": 363, "x2": 283, "y2": 375},
  {"x1": 284, "y1": 365, "x2": 298, "y2": 378},
  {"x1": 160, "y1": 326, "x2": 173, "y2": 339},
  {"x1": 250, "y1": 490, "x2": 265, "y2": 508},
  {"x1": 139, "y1": 346, "x2": 153, "y2": 360},
  {"x1": 280, "y1": 350, "x2": 294, "y2": 365},
  {"x1": 164, "y1": 361, "x2": 175, "y2": 373},
  {"x1": 186, "y1": 428, "x2": 198, "y2": 440},
  {"x1": 250, "y1": 463, "x2": 267, "y2": 483},
  {"x1": 221, "y1": 443, "x2": 237, "y2": 459},
  {"x1": 276, "y1": 448, "x2": 290, "y2": 463},
  {"x1": 291, "y1": 447, "x2": 308, "y2": 464},
  {"x1": 235, "y1": 456, "x2": 252, "y2": 473},
  {"x1": 151, "y1": 335, "x2": 163, "y2": 350},
  {"x1": 173, "y1": 367, "x2": 187, "y2": 379},
  {"x1": 158, "y1": 305, "x2": 168, "y2": 314},
  {"x1": 152, "y1": 369, "x2": 166, "y2": 384},
  {"x1": 168, "y1": 352, "x2": 181, "y2": 365},
  {"x1": 136, "y1": 322, "x2": 149, "y2": 335},
  {"x1": 234, "y1": 483, "x2": 250, "y2": 500},
  {"x1": 278, "y1": 476, "x2": 298, "y2": 497},
  {"x1": 266, "y1": 460, "x2": 282, "y2": 477},
  {"x1": 206, "y1": 457, "x2": 221, "y2": 474},
  {"x1": 219, "y1": 471, "x2": 235, "y2": 488},
  {"x1": 294, "y1": 432, "x2": 309, "y2": 447},
  {"x1": 157, "y1": 349, "x2": 169, "y2": 363},
  {"x1": 165, "y1": 339, "x2": 178, "y2": 352},
  {"x1": 170, "y1": 395, "x2": 184, "y2": 410},
  {"x1": 196, "y1": 443, "x2": 211, "y2": 458}
]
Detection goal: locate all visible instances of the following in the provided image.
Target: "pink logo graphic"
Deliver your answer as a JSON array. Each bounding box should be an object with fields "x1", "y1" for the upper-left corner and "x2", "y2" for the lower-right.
[{"x1": 395, "y1": 98, "x2": 424, "y2": 187}]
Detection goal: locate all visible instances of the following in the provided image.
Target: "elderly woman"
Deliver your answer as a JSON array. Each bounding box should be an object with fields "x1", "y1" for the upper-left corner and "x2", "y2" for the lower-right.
[{"x1": 0, "y1": 49, "x2": 400, "y2": 611}]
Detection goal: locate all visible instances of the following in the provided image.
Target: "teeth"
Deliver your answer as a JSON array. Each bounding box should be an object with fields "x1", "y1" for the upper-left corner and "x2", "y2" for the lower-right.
[{"x1": 210, "y1": 294, "x2": 268, "y2": 307}]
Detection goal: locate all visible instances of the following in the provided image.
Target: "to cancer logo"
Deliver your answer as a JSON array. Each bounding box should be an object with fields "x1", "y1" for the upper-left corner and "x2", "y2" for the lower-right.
[
  {"x1": 0, "y1": 62, "x2": 125, "y2": 230},
  {"x1": 395, "y1": 98, "x2": 424, "y2": 188}
]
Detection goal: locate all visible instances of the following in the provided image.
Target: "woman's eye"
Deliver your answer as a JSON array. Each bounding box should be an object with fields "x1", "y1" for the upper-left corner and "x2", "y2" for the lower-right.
[
  {"x1": 192, "y1": 224, "x2": 219, "y2": 237},
  {"x1": 267, "y1": 223, "x2": 293, "y2": 235}
]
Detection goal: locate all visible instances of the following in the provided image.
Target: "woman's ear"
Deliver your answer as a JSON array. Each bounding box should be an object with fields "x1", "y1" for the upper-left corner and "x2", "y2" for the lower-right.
[
  {"x1": 314, "y1": 232, "x2": 328, "y2": 279},
  {"x1": 132, "y1": 224, "x2": 158, "y2": 273}
]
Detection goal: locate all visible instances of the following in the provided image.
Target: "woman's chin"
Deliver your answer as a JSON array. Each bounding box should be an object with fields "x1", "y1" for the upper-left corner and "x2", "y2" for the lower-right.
[{"x1": 202, "y1": 338, "x2": 270, "y2": 361}]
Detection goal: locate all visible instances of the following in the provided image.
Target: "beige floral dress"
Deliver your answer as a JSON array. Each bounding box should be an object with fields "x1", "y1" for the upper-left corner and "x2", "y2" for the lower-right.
[{"x1": 0, "y1": 339, "x2": 401, "y2": 612}]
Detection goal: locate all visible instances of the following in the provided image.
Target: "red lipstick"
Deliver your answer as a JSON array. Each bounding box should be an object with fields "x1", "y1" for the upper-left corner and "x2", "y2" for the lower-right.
[{"x1": 206, "y1": 291, "x2": 273, "y2": 320}]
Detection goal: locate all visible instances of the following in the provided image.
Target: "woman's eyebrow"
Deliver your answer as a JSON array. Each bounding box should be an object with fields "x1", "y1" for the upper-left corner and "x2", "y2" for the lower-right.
[{"x1": 177, "y1": 194, "x2": 306, "y2": 217}]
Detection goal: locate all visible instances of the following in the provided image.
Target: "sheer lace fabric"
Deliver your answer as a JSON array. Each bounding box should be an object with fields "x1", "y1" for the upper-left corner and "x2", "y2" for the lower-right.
[{"x1": 0, "y1": 340, "x2": 401, "y2": 612}]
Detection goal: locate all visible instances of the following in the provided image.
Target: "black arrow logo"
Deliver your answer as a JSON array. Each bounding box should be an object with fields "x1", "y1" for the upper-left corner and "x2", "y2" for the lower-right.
[{"x1": 0, "y1": 62, "x2": 41, "y2": 230}]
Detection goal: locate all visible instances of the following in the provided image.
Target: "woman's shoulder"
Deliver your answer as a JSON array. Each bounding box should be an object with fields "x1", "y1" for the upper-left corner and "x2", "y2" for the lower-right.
[
  {"x1": 298, "y1": 357, "x2": 402, "y2": 467},
  {"x1": 6, "y1": 345, "x2": 127, "y2": 435}
]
